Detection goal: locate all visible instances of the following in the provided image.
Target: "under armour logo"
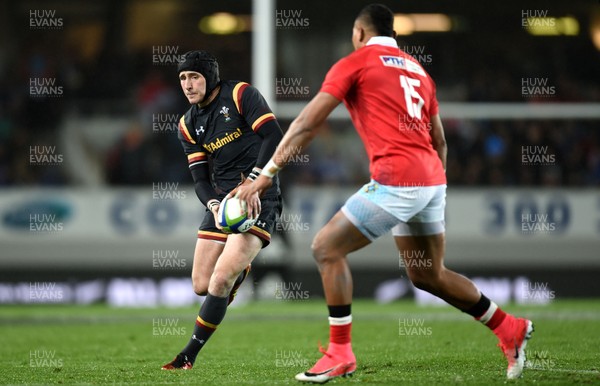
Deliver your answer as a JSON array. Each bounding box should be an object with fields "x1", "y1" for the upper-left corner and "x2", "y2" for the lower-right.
[
  {"x1": 192, "y1": 334, "x2": 205, "y2": 345},
  {"x1": 256, "y1": 220, "x2": 266, "y2": 227},
  {"x1": 196, "y1": 126, "x2": 204, "y2": 136}
]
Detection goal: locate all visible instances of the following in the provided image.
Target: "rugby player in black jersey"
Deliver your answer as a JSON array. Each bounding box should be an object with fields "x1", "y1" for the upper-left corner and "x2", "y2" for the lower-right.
[{"x1": 162, "y1": 51, "x2": 283, "y2": 370}]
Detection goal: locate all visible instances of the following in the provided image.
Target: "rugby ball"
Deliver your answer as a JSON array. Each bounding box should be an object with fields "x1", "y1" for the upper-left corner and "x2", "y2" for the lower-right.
[{"x1": 217, "y1": 196, "x2": 257, "y2": 233}]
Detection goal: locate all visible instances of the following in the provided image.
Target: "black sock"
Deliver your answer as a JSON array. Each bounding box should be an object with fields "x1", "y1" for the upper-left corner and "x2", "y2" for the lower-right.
[
  {"x1": 180, "y1": 293, "x2": 228, "y2": 363},
  {"x1": 328, "y1": 304, "x2": 351, "y2": 318},
  {"x1": 232, "y1": 270, "x2": 246, "y2": 289},
  {"x1": 463, "y1": 293, "x2": 491, "y2": 317}
]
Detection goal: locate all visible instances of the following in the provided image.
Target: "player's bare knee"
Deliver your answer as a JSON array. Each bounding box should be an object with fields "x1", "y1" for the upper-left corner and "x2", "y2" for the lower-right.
[
  {"x1": 192, "y1": 279, "x2": 208, "y2": 296},
  {"x1": 191, "y1": 273, "x2": 209, "y2": 295},
  {"x1": 311, "y1": 235, "x2": 340, "y2": 266},
  {"x1": 407, "y1": 267, "x2": 442, "y2": 293},
  {"x1": 209, "y1": 270, "x2": 236, "y2": 296},
  {"x1": 410, "y1": 276, "x2": 433, "y2": 292}
]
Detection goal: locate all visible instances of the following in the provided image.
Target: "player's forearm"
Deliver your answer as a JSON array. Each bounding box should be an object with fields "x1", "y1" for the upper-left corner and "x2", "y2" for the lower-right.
[
  {"x1": 190, "y1": 165, "x2": 220, "y2": 206},
  {"x1": 434, "y1": 142, "x2": 447, "y2": 171},
  {"x1": 430, "y1": 114, "x2": 447, "y2": 171},
  {"x1": 273, "y1": 114, "x2": 317, "y2": 167},
  {"x1": 260, "y1": 114, "x2": 316, "y2": 178},
  {"x1": 194, "y1": 180, "x2": 220, "y2": 207},
  {"x1": 273, "y1": 92, "x2": 339, "y2": 168},
  {"x1": 254, "y1": 120, "x2": 283, "y2": 169},
  {"x1": 431, "y1": 130, "x2": 447, "y2": 171},
  {"x1": 261, "y1": 93, "x2": 339, "y2": 178}
]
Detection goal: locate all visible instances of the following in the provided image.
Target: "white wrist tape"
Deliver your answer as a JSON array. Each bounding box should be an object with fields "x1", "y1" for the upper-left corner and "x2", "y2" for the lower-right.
[{"x1": 260, "y1": 159, "x2": 282, "y2": 178}]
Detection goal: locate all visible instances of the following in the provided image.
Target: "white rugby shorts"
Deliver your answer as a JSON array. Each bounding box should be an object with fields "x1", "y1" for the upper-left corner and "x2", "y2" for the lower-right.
[{"x1": 341, "y1": 180, "x2": 446, "y2": 240}]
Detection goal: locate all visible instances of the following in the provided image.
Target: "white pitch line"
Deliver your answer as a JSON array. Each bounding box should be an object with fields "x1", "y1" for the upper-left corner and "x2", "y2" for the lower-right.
[{"x1": 527, "y1": 367, "x2": 600, "y2": 375}]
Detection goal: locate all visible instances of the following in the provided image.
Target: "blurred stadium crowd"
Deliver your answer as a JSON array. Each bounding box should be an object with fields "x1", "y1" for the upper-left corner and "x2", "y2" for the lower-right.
[
  {"x1": 1, "y1": 8, "x2": 600, "y2": 188},
  {"x1": 2, "y1": 53, "x2": 598, "y2": 188}
]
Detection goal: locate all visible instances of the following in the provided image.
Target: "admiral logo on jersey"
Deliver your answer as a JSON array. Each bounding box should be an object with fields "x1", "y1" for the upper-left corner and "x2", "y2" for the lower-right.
[
  {"x1": 203, "y1": 128, "x2": 243, "y2": 153},
  {"x1": 178, "y1": 80, "x2": 281, "y2": 197}
]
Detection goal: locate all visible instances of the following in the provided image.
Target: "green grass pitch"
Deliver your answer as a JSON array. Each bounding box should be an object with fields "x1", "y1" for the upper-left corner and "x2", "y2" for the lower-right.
[{"x1": 1, "y1": 299, "x2": 599, "y2": 385}]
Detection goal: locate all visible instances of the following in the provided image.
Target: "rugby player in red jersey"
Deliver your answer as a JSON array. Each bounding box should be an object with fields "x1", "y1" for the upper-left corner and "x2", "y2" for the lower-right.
[
  {"x1": 161, "y1": 51, "x2": 283, "y2": 370},
  {"x1": 237, "y1": 4, "x2": 533, "y2": 383}
]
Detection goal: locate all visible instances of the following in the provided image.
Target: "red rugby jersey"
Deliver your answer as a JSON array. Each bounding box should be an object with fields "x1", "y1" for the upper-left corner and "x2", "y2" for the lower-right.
[{"x1": 320, "y1": 36, "x2": 446, "y2": 186}]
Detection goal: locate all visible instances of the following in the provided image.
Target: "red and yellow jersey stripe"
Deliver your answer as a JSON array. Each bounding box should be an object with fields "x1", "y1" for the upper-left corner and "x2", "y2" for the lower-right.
[
  {"x1": 251, "y1": 112, "x2": 276, "y2": 132},
  {"x1": 233, "y1": 82, "x2": 250, "y2": 115},
  {"x1": 179, "y1": 116, "x2": 196, "y2": 144},
  {"x1": 198, "y1": 230, "x2": 228, "y2": 243},
  {"x1": 248, "y1": 226, "x2": 271, "y2": 242},
  {"x1": 196, "y1": 316, "x2": 218, "y2": 331},
  {"x1": 187, "y1": 152, "x2": 207, "y2": 168}
]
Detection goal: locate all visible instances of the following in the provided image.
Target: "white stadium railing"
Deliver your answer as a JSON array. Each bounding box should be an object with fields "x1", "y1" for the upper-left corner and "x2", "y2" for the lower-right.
[{"x1": 274, "y1": 102, "x2": 600, "y2": 120}]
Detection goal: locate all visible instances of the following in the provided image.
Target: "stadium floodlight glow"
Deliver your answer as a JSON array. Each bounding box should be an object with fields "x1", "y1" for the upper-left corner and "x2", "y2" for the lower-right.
[
  {"x1": 394, "y1": 15, "x2": 415, "y2": 35},
  {"x1": 593, "y1": 14, "x2": 600, "y2": 51},
  {"x1": 560, "y1": 17, "x2": 579, "y2": 35},
  {"x1": 199, "y1": 13, "x2": 249, "y2": 35},
  {"x1": 525, "y1": 16, "x2": 579, "y2": 36},
  {"x1": 394, "y1": 13, "x2": 452, "y2": 35}
]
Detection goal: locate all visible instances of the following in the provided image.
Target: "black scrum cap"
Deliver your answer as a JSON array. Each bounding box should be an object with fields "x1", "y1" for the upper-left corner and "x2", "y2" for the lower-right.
[{"x1": 178, "y1": 50, "x2": 220, "y2": 100}]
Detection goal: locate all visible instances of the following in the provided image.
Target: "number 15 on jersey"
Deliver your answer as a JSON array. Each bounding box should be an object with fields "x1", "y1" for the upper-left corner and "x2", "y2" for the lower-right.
[{"x1": 400, "y1": 75, "x2": 424, "y2": 119}]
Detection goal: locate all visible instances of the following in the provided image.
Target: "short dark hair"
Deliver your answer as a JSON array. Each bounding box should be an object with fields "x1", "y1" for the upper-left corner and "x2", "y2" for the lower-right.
[{"x1": 357, "y1": 3, "x2": 394, "y2": 37}]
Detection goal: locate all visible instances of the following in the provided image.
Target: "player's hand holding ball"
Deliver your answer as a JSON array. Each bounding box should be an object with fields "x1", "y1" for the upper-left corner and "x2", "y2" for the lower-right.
[
  {"x1": 236, "y1": 173, "x2": 273, "y2": 219},
  {"x1": 206, "y1": 199, "x2": 223, "y2": 230},
  {"x1": 217, "y1": 195, "x2": 259, "y2": 233},
  {"x1": 228, "y1": 169, "x2": 267, "y2": 220}
]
